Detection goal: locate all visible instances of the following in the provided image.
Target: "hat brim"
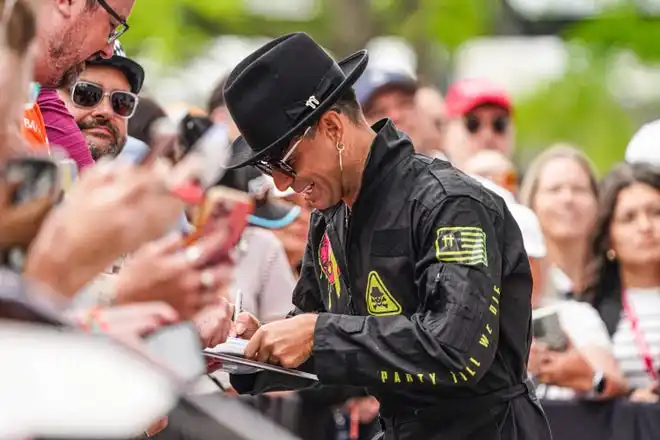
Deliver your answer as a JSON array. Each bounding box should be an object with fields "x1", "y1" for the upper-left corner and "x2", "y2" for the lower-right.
[
  {"x1": 87, "y1": 56, "x2": 145, "y2": 94},
  {"x1": 361, "y1": 79, "x2": 418, "y2": 112},
  {"x1": 227, "y1": 49, "x2": 369, "y2": 169},
  {"x1": 450, "y1": 95, "x2": 512, "y2": 118},
  {"x1": 248, "y1": 200, "x2": 301, "y2": 229}
]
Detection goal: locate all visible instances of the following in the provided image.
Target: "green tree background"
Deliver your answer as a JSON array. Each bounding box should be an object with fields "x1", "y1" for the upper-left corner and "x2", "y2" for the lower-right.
[{"x1": 122, "y1": 0, "x2": 660, "y2": 174}]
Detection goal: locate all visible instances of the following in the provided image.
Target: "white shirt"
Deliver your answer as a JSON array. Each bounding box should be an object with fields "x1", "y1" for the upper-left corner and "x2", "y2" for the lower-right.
[
  {"x1": 612, "y1": 288, "x2": 660, "y2": 389},
  {"x1": 536, "y1": 300, "x2": 612, "y2": 400}
]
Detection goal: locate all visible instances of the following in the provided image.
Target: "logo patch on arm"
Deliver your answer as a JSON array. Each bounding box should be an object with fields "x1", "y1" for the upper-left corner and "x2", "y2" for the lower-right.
[
  {"x1": 366, "y1": 271, "x2": 402, "y2": 316},
  {"x1": 435, "y1": 227, "x2": 488, "y2": 267}
]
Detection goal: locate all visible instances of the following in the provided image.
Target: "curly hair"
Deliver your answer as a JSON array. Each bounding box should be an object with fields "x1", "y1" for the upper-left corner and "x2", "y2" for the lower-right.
[{"x1": 584, "y1": 162, "x2": 660, "y2": 316}]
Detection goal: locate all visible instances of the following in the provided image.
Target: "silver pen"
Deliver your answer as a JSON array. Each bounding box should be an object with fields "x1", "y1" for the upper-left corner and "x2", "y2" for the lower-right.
[{"x1": 233, "y1": 289, "x2": 243, "y2": 322}]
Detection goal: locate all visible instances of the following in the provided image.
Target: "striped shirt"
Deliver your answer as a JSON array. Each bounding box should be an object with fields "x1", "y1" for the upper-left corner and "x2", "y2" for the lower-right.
[{"x1": 612, "y1": 288, "x2": 660, "y2": 389}]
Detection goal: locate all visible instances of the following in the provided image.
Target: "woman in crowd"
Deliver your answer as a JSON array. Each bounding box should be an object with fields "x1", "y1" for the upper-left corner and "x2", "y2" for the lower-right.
[
  {"x1": 520, "y1": 145, "x2": 599, "y2": 299},
  {"x1": 584, "y1": 162, "x2": 660, "y2": 403},
  {"x1": 476, "y1": 175, "x2": 627, "y2": 399}
]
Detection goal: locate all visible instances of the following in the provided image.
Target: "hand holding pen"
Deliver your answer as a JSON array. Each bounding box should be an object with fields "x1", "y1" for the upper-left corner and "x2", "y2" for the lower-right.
[{"x1": 230, "y1": 291, "x2": 260, "y2": 340}]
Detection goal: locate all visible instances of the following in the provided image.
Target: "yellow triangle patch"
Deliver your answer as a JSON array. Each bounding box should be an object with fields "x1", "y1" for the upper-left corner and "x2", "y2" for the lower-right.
[{"x1": 365, "y1": 271, "x2": 402, "y2": 316}]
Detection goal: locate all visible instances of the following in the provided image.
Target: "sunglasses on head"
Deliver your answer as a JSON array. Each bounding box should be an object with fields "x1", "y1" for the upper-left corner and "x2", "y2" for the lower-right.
[
  {"x1": 70, "y1": 81, "x2": 138, "y2": 118},
  {"x1": 254, "y1": 126, "x2": 312, "y2": 178},
  {"x1": 465, "y1": 114, "x2": 509, "y2": 135}
]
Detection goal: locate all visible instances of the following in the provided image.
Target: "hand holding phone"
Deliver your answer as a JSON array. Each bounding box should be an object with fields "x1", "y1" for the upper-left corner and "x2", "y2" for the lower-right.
[
  {"x1": 532, "y1": 306, "x2": 568, "y2": 352},
  {"x1": 0, "y1": 157, "x2": 59, "y2": 270},
  {"x1": 186, "y1": 186, "x2": 254, "y2": 264}
]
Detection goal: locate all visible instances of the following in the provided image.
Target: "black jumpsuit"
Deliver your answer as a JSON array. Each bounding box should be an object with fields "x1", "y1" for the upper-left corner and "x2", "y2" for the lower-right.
[{"x1": 232, "y1": 120, "x2": 553, "y2": 440}]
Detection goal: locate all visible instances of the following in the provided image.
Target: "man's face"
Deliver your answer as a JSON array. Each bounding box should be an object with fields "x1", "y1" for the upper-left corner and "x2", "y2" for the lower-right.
[
  {"x1": 414, "y1": 87, "x2": 445, "y2": 156},
  {"x1": 443, "y1": 104, "x2": 513, "y2": 171},
  {"x1": 364, "y1": 87, "x2": 418, "y2": 137},
  {"x1": 270, "y1": 113, "x2": 348, "y2": 210},
  {"x1": 59, "y1": 65, "x2": 130, "y2": 160},
  {"x1": 43, "y1": 0, "x2": 135, "y2": 88}
]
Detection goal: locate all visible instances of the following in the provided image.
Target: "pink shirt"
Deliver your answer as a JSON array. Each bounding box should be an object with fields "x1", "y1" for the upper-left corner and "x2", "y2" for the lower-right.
[{"x1": 37, "y1": 88, "x2": 94, "y2": 170}]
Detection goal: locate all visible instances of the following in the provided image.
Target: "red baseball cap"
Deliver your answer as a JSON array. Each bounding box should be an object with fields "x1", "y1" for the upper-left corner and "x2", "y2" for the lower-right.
[{"x1": 444, "y1": 79, "x2": 512, "y2": 118}]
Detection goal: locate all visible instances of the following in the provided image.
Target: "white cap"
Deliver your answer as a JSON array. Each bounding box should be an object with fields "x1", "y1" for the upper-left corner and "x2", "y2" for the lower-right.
[
  {"x1": 470, "y1": 174, "x2": 546, "y2": 258},
  {"x1": 470, "y1": 174, "x2": 517, "y2": 205},
  {"x1": 508, "y1": 203, "x2": 546, "y2": 259},
  {"x1": 625, "y1": 119, "x2": 660, "y2": 166}
]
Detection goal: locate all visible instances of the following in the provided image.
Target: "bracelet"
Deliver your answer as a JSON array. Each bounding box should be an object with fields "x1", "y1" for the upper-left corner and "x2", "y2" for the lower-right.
[{"x1": 78, "y1": 307, "x2": 108, "y2": 333}]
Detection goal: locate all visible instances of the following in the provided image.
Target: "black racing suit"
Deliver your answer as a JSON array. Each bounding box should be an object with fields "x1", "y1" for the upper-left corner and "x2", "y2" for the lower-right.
[{"x1": 232, "y1": 119, "x2": 553, "y2": 440}]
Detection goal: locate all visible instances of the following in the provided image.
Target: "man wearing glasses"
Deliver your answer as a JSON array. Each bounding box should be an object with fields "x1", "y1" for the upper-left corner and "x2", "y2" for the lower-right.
[
  {"x1": 34, "y1": 0, "x2": 131, "y2": 89},
  {"x1": 59, "y1": 41, "x2": 143, "y2": 160},
  {"x1": 442, "y1": 78, "x2": 514, "y2": 172},
  {"x1": 224, "y1": 33, "x2": 552, "y2": 440},
  {"x1": 26, "y1": 0, "x2": 133, "y2": 169}
]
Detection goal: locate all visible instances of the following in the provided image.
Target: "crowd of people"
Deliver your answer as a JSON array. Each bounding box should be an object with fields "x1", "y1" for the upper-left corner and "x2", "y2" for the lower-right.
[{"x1": 1, "y1": 1, "x2": 659, "y2": 440}]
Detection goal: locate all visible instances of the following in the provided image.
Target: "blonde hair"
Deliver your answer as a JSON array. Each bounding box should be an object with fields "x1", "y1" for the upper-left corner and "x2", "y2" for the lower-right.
[{"x1": 519, "y1": 143, "x2": 598, "y2": 209}]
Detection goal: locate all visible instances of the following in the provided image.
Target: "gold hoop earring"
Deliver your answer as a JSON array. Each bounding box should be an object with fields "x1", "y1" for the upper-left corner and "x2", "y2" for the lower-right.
[{"x1": 606, "y1": 249, "x2": 616, "y2": 261}]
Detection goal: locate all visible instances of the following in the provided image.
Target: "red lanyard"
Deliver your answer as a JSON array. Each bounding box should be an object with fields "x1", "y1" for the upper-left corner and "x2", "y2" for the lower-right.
[{"x1": 621, "y1": 290, "x2": 658, "y2": 381}]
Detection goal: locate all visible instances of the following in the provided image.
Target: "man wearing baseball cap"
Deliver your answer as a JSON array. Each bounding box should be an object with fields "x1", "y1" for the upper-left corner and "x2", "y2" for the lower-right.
[
  {"x1": 59, "y1": 41, "x2": 144, "y2": 160},
  {"x1": 443, "y1": 78, "x2": 514, "y2": 171},
  {"x1": 221, "y1": 32, "x2": 551, "y2": 440},
  {"x1": 353, "y1": 69, "x2": 445, "y2": 158}
]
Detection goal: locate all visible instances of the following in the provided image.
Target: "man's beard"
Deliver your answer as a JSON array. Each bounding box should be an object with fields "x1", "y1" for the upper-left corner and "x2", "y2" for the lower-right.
[
  {"x1": 57, "y1": 62, "x2": 86, "y2": 89},
  {"x1": 78, "y1": 116, "x2": 125, "y2": 160},
  {"x1": 45, "y1": 28, "x2": 87, "y2": 88}
]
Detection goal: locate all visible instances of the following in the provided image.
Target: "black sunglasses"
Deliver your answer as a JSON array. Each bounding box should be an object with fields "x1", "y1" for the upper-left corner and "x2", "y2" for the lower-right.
[
  {"x1": 465, "y1": 114, "x2": 509, "y2": 135},
  {"x1": 254, "y1": 126, "x2": 312, "y2": 178},
  {"x1": 96, "y1": 0, "x2": 129, "y2": 44},
  {"x1": 70, "y1": 81, "x2": 139, "y2": 118}
]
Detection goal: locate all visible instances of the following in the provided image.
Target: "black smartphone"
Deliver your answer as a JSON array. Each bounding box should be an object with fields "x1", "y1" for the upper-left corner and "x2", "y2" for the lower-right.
[
  {"x1": 532, "y1": 306, "x2": 568, "y2": 351},
  {"x1": 0, "y1": 157, "x2": 59, "y2": 272},
  {"x1": 4, "y1": 157, "x2": 59, "y2": 204}
]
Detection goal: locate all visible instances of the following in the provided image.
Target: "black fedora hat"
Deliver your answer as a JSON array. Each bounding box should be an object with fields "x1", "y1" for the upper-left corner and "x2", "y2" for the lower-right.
[{"x1": 223, "y1": 32, "x2": 369, "y2": 169}]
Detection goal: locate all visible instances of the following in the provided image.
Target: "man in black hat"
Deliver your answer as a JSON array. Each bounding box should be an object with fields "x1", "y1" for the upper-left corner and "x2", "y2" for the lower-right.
[
  {"x1": 225, "y1": 32, "x2": 552, "y2": 440},
  {"x1": 59, "y1": 41, "x2": 144, "y2": 160}
]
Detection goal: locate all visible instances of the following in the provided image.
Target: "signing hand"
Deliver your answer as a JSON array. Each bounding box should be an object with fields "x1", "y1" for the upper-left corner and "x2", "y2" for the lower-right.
[
  {"x1": 244, "y1": 314, "x2": 317, "y2": 368},
  {"x1": 229, "y1": 311, "x2": 261, "y2": 340}
]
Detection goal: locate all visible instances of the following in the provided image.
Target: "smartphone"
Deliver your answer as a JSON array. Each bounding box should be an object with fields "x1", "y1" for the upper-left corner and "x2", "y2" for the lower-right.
[
  {"x1": 532, "y1": 306, "x2": 568, "y2": 351},
  {"x1": 4, "y1": 157, "x2": 59, "y2": 204},
  {"x1": 186, "y1": 186, "x2": 253, "y2": 263},
  {"x1": 1, "y1": 157, "x2": 59, "y2": 272},
  {"x1": 144, "y1": 322, "x2": 206, "y2": 383}
]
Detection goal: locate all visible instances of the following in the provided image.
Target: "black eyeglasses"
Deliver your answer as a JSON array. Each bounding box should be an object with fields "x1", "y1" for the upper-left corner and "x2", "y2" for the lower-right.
[
  {"x1": 70, "y1": 81, "x2": 139, "y2": 118},
  {"x1": 254, "y1": 126, "x2": 311, "y2": 178},
  {"x1": 96, "y1": 0, "x2": 129, "y2": 44},
  {"x1": 465, "y1": 114, "x2": 509, "y2": 135}
]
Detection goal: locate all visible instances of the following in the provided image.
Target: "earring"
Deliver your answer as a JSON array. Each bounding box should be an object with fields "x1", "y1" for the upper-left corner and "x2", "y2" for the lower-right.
[
  {"x1": 606, "y1": 249, "x2": 616, "y2": 261},
  {"x1": 337, "y1": 142, "x2": 345, "y2": 172}
]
